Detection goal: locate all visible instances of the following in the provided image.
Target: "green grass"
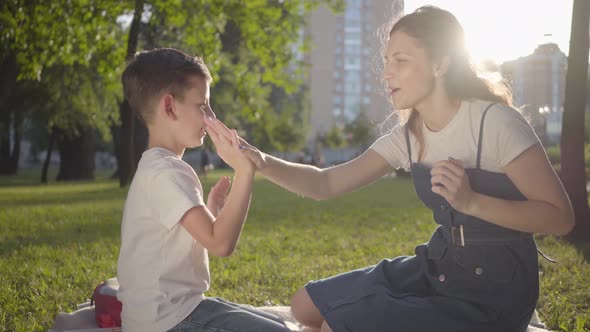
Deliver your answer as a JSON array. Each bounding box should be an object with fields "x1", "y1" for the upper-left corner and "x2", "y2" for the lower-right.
[{"x1": 0, "y1": 170, "x2": 588, "y2": 332}]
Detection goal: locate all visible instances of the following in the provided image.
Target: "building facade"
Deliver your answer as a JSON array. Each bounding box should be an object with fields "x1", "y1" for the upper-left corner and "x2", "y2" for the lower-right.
[
  {"x1": 306, "y1": 0, "x2": 404, "y2": 142},
  {"x1": 502, "y1": 43, "x2": 567, "y2": 144}
]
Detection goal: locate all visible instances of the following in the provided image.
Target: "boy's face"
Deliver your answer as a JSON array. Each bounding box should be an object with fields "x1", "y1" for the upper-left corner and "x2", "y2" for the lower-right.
[{"x1": 173, "y1": 76, "x2": 214, "y2": 148}]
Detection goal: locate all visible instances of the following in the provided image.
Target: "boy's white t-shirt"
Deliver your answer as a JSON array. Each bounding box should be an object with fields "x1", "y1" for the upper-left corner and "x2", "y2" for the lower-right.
[
  {"x1": 370, "y1": 99, "x2": 540, "y2": 172},
  {"x1": 117, "y1": 147, "x2": 207, "y2": 332}
]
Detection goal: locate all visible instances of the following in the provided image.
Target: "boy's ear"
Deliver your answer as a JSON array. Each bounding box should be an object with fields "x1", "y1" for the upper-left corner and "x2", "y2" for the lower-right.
[{"x1": 162, "y1": 94, "x2": 177, "y2": 120}]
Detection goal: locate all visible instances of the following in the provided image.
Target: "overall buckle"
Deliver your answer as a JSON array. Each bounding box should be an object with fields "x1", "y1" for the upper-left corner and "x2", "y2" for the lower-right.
[{"x1": 451, "y1": 225, "x2": 465, "y2": 247}]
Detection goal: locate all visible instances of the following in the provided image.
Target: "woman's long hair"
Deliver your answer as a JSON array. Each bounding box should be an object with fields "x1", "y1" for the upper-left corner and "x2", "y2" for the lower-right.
[{"x1": 381, "y1": 6, "x2": 512, "y2": 161}]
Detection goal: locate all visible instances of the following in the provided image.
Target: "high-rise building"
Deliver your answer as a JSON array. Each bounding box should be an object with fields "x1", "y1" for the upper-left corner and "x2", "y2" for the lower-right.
[
  {"x1": 502, "y1": 43, "x2": 567, "y2": 144},
  {"x1": 306, "y1": 0, "x2": 404, "y2": 142}
]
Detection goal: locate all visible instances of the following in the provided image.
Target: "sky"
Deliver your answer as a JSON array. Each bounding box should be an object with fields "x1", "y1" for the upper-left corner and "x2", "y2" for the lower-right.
[{"x1": 405, "y1": 0, "x2": 574, "y2": 64}]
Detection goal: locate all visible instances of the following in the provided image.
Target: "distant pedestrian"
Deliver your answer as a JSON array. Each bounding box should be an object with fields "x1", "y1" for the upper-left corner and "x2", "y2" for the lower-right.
[{"x1": 200, "y1": 147, "x2": 211, "y2": 178}]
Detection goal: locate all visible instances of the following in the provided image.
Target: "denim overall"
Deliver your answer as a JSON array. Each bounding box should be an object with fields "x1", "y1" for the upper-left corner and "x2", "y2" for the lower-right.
[{"x1": 305, "y1": 104, "x2": 539, "y2": 332}]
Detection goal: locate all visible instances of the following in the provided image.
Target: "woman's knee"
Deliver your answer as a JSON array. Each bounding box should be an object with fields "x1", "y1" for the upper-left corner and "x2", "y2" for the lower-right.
[
  {"x1": 290, "y1": 287, "x2": 323, "y2": 328},
  {"x1": 320, "y1": 320, "x2": 334, "y2": 332}
]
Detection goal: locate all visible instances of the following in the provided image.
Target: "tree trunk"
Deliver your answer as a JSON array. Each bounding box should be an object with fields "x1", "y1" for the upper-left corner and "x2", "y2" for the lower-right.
[
  {"x1": 0, "y1": 54, "x2": 17, "y2": 174},
  {"x1": 56, "y1": 127, "x2": 95, "y2": 181},
  {"x1": 0, "y1": 109, "x2": 12, "y2": 174},
  {"x1": 41, "y1": 128, "x2": 56, "y2": 183},
  {"x1": 134, "y1": 117, "x2": 148, "y2": 167},
  {"x1": 9, "y1": 108, "x2": 22, "y2": 173},
  {"x1": 115, "y1": 0, "x2": 144, "y2": 187},
  {"x1": 0, "y1": 109, "x2": 21, "y2": 175},
  {"x1": 117, "y1": 100, "x2": 133, "y2": 186},
  {"x1": 561, "y1": 0, "x2": 590, "y2": 242},
  {"x1": 0, "y1": 54, "x2": 19, "y2": 174},
  {"x1": 110, "y1": 124, "x2": 121, "y2": 180}
]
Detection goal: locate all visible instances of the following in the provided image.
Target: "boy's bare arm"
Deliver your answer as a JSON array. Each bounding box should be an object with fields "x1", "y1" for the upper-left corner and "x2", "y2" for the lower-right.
[
  {"x1": 180, "y1": 169, "x2": 254, "y2": 257},
  {"x1": 180, "y1": 121, "x2": 256, "y2": 257}
]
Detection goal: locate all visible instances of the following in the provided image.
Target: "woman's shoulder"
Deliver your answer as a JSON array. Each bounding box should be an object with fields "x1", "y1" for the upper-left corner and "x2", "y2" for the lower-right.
[
  {"x1": 374, "y1": 121, "x2": 408, "y2": 140},
  {"x1": 467, "y1": 99, "x2": 528, "y2": 126}
]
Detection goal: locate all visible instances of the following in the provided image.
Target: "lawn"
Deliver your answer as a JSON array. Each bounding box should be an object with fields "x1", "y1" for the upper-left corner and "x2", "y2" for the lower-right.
[{"x1": 0, "y1": 170, "x2": 588, "y2": 332}]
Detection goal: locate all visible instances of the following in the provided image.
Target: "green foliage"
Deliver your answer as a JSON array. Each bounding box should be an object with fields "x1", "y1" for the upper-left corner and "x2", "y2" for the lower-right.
[
  {"x1": 271, "y1": 112, "x2": 307, "y2": 152},
  {"x1": 1, "y1": 1, "x2": 129, "y2": 81},
  {"x1": 325, "y1": 125, "x2": 346, "y2": 148},
  {"x1": 536, "y1": 237, "x2": 590, "y2": 332},
  {"x1": 344, "y1": 110, "x2": 374, "y2": 148},
  {"x1": 546, "y1": 145, "x2": 562, "y2": 165},
  {"x1": 2, "y1": 0, "x2": 344, "y2": 150},
  {"x1": 0, "y1": 171, "x2": 588, "y2": 331},
  {"x1": 1, "y1": 1, "x2": 128, "y2": 140},
  {"x1": 544, "y1": 144, "x2": 590, "y2": 175}
]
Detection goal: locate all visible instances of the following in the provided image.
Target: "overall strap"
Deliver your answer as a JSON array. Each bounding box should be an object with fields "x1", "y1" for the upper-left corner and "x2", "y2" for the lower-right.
[
  {"x1": 404, "y1": 126, "x2": 413, "y2": 166},
  {"x1": 476, "y1": 103, "x2": 497, "y2": 169}
]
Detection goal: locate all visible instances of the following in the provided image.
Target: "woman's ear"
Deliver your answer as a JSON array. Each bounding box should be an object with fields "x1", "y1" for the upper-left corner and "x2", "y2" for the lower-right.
[{"x1": 433, "y1": 56, "x2": 451, "y2": 78}]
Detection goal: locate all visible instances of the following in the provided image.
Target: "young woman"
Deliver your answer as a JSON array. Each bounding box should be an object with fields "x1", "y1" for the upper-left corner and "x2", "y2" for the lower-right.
[{"x1": 205, "y1": 6, "x2": 574, "y2": 332}]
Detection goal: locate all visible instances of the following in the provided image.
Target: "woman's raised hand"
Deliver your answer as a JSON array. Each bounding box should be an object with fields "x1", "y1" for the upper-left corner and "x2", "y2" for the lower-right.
[
  {"x1": 204, "y1": 117, "x2": 254, "y2": 174},
  {"x1": 204, "y1": 117, "x2": 267, "y2": 170}
]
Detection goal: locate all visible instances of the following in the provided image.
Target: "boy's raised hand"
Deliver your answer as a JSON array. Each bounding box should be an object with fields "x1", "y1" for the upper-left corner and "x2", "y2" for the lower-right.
[
  {"x1": 204, "y1": 117, "x2": 254, "y2": 174},
  {"x1": 207, "y1": 176, "x2": 231, "y2": 217},
  {"x1": 204, "y1": 117, "x2": 266, "y2": 170}
]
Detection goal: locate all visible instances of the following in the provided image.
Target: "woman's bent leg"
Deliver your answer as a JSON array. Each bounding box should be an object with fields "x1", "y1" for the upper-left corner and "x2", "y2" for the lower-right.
[{"x1": 291, "y1": 287, "x2": 324, "y2": 329}]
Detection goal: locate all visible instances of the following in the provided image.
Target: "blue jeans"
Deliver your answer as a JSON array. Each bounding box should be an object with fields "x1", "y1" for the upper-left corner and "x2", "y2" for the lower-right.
[{"x1": 167, "y1": 297, "x2": 291, "y2": 332}]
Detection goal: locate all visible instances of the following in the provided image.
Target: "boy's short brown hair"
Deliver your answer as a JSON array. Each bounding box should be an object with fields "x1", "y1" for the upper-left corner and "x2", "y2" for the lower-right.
[{"x1": 122, "y1": 48, "x2": 212, "y2": 124}]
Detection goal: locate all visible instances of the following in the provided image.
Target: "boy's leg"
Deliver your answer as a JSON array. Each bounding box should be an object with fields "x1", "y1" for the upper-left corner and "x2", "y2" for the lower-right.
[
  {"x1": 168, "y1": 297, "x2": 291, "y2": 332},
  {"x1": 212, "y1": 297, "x2": 286, "y2": 325},
  {"x1": 291, "y1": 287, "x2": 324, "y2": 329}
]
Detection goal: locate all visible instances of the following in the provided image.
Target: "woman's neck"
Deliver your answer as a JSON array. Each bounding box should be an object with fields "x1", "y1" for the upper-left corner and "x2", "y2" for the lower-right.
[{"x1": 414, "y1": 94, "x2": 462, "y2": 132}]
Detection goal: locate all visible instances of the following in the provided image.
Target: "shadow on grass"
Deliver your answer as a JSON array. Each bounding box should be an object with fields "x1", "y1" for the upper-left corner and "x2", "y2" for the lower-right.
[
  {"x1": 0, "y1": 186, "x2": 125, "y2": 208},
  {"x1": 574, "y1": 241, "x2": 590, "y2": 262},
  {"x1": 0, "y1": 217, "x2": 121, "y2": 256},
  {"x1": 565, "y1": 209, "x2": 590, "y2": 262},
  {"x1": 0, "y1": 168, "x2": 115, "y2": 187}
]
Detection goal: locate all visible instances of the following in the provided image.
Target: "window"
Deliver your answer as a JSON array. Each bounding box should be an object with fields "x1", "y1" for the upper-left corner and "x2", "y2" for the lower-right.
[
  {"x1": 345, "y1": 80, "x2": 358, "y2": 92},
  {"x1": 345, "y1": 95, "x2": 361, "y2": 109}
]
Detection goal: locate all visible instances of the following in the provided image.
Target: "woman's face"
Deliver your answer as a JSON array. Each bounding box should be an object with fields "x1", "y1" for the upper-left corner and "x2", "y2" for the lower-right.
[{"x1": 382, "y1": 31, "x2": 437, "y2": 110}]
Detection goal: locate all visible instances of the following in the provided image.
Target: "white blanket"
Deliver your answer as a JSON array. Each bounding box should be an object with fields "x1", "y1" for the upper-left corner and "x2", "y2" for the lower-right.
[{"x1": 47, "y1": 301, "x2": 553, "y2": 332}]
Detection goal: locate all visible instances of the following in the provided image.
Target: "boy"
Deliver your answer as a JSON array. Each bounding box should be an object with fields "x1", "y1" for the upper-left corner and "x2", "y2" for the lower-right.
[{"x1": 116, "y1": 48, "x2": 290, "y2": 332}]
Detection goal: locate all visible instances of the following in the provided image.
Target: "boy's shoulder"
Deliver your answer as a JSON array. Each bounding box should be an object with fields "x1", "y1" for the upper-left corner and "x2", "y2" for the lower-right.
[
  {"x1": 136, "y1": 148, "x2": 200, "y2": 187},
  {"x1": 140, "y1": 148, "x2": 189, "y2": 171}
]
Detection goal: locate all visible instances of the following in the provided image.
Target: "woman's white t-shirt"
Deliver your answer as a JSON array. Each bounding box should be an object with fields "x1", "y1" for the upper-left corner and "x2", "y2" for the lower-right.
[{"x1": 370, "y1": 99, "x2": 540, "y2": 173}]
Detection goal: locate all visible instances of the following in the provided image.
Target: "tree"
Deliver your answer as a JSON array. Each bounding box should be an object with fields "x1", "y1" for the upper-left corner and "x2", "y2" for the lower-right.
[
  {"x1": 0, "y1": 55, "x2": 22, "y2": 174},
  {"x1": 116, "y1": 0, "x2": 146, "y2": 187},
  {"x1": 113, "y1": 0, "x2": 343, "y2": 185},
  {"x1": 561, "y1": 0, "x2": 590, "y2": 242},
  {"x1": 1, "y1": 0, "x2": 343, "y2": 182},
  {"x1": 325, "y1": 125, "x2": 346, "y2": 149},
  {"x1": 344, "y1": 110, "x2": 374, "y2": 149},
  {"x1": 272, "y1": 114, "x2": 307, "y2": 152},
  {"x1": 1, "y1": 1, "x2": 128, "y2": 180}
]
